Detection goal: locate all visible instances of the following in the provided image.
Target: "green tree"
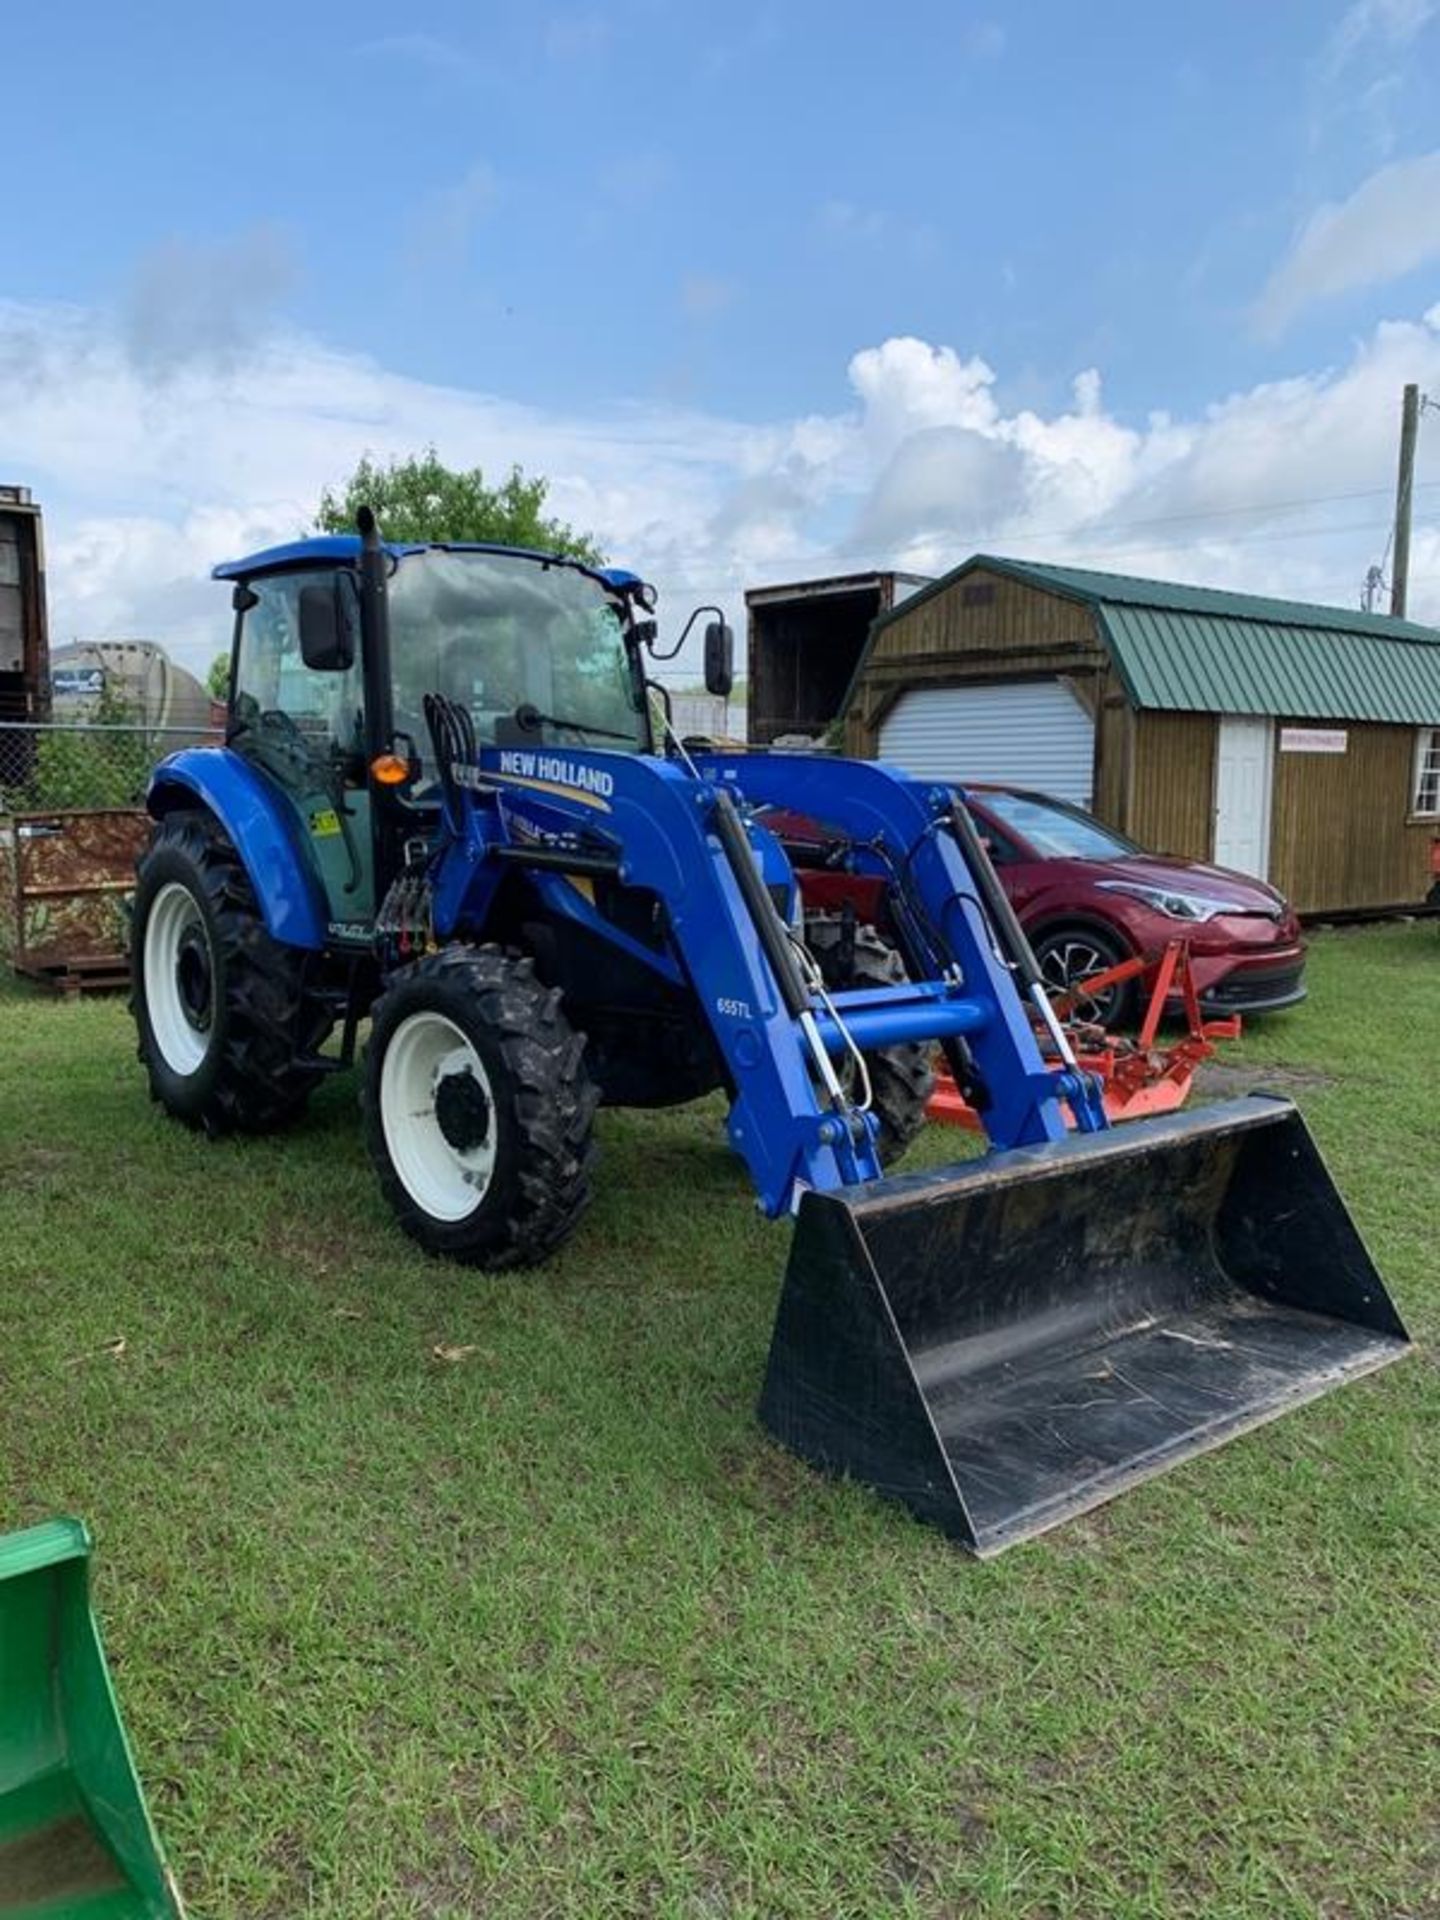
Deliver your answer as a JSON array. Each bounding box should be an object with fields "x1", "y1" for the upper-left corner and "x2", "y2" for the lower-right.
[
  {"x1": 206, "y1": 653, "x2": 230, "y2": 700},
  {"x1": 314, "y1": 449, "x2": 604, "y2": 563}
]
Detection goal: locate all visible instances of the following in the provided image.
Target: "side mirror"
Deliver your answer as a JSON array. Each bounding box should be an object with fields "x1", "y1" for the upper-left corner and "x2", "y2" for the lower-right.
[
  {"x1": 299, "y1": 577, "x2": 357, "y2": 673},
  {"x1": 704, "y1": 619, "x2": 735, "y2": 698}
]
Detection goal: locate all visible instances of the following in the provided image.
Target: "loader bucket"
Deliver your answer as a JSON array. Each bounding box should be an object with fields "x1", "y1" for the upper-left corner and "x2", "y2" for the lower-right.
[
  {"x1": 0, "y1": 1518, "x2": 182, "y2": 1917},
  {"x1": 760, "y1": 1095, "x2": 1409, "y2": 1556}
]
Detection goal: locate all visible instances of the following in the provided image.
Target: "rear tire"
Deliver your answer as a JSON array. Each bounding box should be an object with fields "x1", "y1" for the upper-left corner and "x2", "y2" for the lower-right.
[
  {"x1": 363, "y1": 946, "x2": 598, "y2": 1268},
  {"x1": 804, "y1": 914, "x2": 933, "y2": 1167},
  {"x1": 130, "y1": 809, "x2": 332, "y2": 1134}
]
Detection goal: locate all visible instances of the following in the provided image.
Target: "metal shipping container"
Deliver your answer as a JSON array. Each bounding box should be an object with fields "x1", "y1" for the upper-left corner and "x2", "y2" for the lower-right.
[
  {"x1": 746, "y1": 570, "x2": 929, "y2": 747},
  {"x1": 0, "y1": 485, "x2": 48, "y2": 723}
]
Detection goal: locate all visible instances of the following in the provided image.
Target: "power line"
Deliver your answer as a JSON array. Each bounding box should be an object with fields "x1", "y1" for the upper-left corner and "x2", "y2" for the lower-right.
[
  {"x1": 960, "y1": 514, "x2": 1407, "y2": 560},
  {"x1": 932, "y1": 479, "x2": 1440, "y2": 546}
]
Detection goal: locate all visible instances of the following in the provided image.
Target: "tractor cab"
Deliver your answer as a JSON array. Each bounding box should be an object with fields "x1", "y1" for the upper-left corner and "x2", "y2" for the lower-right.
[{"x1": 213, "y1": 529, "x2": 662, "y2": 930}]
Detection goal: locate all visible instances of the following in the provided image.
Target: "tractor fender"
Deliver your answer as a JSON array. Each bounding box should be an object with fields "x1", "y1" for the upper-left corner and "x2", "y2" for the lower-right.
[{"x1": 147, "y1": 747, "x2": 327, "y2": 950}]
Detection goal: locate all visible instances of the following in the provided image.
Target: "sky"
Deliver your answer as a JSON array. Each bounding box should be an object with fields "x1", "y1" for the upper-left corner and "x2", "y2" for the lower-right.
[{"x1": 3, "y1": 0, "x2": 1440, "y2": 678}]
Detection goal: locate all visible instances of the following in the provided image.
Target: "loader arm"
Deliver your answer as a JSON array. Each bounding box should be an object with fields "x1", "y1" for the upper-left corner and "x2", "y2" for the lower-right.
[{"x1": 429, "y1": 742, "x2": 1097, "y2": 1216}]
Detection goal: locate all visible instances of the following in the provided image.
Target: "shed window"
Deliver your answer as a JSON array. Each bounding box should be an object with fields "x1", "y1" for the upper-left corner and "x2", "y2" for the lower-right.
[{"x1": 1415, "y1": 728, "x2": 1440, "y2": 816}]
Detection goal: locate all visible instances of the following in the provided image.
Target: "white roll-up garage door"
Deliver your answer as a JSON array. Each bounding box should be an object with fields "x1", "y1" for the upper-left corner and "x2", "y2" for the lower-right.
[{"x1": 878, "y1": 680, "x2": 1095, "y2": 806}]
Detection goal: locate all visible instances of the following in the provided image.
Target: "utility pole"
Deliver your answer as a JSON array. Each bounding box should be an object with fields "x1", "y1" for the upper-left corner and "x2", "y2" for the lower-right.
[{"x1": 1390, "y1": 382, "x2": 1420, "y2": 619}]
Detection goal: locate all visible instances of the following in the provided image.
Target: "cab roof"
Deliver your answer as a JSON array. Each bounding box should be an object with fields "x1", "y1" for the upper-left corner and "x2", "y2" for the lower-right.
[{"x1": 211, "y1": 535, "x2": 643, "y2": 596}]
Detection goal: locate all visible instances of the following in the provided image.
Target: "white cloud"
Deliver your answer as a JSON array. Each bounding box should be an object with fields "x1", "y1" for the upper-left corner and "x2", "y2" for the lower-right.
[
  {"x1": 1324, "y1": 0, "x2": 1436, "y2": 78},
  {"x1": 5, "y1": 297, "x2": 1440, "y2": 680},
  {"x1": 848, "y1": 339, "x2": 1000, "y2": 452},
  {"x1": 1310, "y1": 3, "x2": 1436, "y2": 166},
  {"x1": 857, "y1": 428, "x2": 1022, "y2": 548},
  {"x1": 1255, "y1": 150, "x2": 1440, "y2": 334},
  {"x1": 123, "y1": 229, "x2": 297, "y2": 376}
]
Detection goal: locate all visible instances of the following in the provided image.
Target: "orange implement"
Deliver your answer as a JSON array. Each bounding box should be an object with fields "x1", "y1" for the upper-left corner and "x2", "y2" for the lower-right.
[{"x1": 930, "y1": 940, "x2": 1241, "y2": 1131}]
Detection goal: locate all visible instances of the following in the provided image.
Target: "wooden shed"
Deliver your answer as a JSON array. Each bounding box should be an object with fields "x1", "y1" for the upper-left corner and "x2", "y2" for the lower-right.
[{"x1": 843, "y1": 555, "x2": 1440, "y2": 916}]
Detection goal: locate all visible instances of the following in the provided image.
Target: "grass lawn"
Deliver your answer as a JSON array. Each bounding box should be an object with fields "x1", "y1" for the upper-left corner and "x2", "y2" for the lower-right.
[{"x1": 0, "y1": 925, "x2": 1436, "y2": 1918}]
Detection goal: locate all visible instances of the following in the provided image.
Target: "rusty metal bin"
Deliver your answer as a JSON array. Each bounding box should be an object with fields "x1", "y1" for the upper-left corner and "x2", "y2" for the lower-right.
[{"x1": 4, "y1": 809, "x2": 149, "y2": 992}]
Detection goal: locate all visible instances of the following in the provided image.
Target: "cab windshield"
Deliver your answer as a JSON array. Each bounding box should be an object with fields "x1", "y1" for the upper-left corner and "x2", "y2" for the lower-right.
[{"x1": 387, "y1": 550, "x2": 647, "y2": 779}]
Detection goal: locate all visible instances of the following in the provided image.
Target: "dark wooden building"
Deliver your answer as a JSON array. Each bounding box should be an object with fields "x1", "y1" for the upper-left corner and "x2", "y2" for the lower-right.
[
  {"x1": 746, "y1": 570, "x2": 928, "y2": 746},
  {"x1": 0, "y1": 484, "x2": 49, "y2": 722},
  {"x1": 842, "y1": 555, "x2": 1440, "y2": 915}
]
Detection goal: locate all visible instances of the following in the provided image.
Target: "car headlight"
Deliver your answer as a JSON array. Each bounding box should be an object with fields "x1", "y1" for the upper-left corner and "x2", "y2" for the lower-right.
[{"x1": 1096, "y1": 881, "x2": 1235, "y2": 922}]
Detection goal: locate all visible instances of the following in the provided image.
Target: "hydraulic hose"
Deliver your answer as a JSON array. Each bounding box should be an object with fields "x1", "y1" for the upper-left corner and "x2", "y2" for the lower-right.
[
  {"x1": 711, "y1": 787, "x2": 810, "y2": 1020},
  {"x1": 710, "y1": 787, "x2": 856, "y2": 1116}
]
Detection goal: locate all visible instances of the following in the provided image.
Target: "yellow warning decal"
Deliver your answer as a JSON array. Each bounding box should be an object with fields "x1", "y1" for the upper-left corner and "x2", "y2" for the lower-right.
[{"x1": 309, "y1": 808, "x2": 342, "y2": 838}]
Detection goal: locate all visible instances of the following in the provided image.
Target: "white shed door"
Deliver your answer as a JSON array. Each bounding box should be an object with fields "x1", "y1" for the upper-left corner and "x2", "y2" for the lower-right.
[
  {"x1": 878, "y1": 681, "x2": 1095, "y2": 805},
  {"x1": 1213, "y1": 715, "x2": 1274, "y2": 880}
]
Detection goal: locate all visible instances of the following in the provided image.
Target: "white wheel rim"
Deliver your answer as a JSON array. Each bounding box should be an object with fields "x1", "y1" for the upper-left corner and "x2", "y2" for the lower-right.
[
  {"x1": 143, "y1": 881, "x2": 215, "y2": 1076},
  {"x1": 379, "y1": 1011, "x2": 497, "y2": 1222}
]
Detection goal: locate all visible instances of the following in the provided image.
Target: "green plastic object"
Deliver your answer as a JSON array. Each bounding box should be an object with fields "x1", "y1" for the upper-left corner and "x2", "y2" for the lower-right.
[{"x1": 0, "y1": 1518, "x2": 183, "y2": 1917}]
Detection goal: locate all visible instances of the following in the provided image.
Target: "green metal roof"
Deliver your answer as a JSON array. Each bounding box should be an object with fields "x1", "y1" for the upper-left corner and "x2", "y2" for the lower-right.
[{"x1": 861, "y1": 554, "x2": 1440, "y2": 726}]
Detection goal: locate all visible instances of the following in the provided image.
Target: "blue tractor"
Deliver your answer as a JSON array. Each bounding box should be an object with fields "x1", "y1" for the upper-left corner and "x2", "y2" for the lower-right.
[{"x1": 130, "y1": 512, "x2": 1409, "y2": 1553}]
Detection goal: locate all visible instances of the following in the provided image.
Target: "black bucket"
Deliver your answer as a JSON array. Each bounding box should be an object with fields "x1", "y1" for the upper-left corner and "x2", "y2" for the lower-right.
[{"x1": 759, "y1": 1095, "x2": 1410, "y2": 1556}]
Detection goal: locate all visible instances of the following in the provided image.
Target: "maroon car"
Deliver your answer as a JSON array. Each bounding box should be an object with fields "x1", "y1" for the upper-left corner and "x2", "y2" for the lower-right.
[{"x1": 774, "y1": 784, "x2": 1306, "y2": 1028}]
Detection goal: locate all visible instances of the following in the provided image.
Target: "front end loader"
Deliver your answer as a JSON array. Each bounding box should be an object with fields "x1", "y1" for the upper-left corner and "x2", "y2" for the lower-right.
[{"x1": 129, "y1": 515, "x2": 1410, "y2": 1553}]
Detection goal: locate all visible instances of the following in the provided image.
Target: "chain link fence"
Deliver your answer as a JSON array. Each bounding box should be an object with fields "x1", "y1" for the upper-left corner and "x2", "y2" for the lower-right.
[
  {"x1": 0, "y1": 721, "x2": 220, "y2": 814},
  {"x1": 0, "y1": 723, "x2": 220, "y2": 979}
]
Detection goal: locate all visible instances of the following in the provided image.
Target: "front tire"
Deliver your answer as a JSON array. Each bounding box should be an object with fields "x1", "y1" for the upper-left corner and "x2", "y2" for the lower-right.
[
  {"x1": 363, "y1": 947, "x2": 598, "y2": 1268},
  {"x1": 804, "y1": 914, "x2": 933, "y2": 1166},
  {"x1": 130, "y1": 810, "x2": 332, "y2": 1134}
]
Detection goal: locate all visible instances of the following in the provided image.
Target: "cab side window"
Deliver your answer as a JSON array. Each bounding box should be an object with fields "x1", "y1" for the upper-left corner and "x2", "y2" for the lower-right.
[{"x1": 232, "y1": 570, "x2": 364, "y2": 783}]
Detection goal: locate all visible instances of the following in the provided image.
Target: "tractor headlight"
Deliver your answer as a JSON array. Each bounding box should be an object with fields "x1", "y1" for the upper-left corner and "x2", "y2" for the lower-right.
[{"x1": 1096, "y1": 881, "x2": 1234, "y2": 923}]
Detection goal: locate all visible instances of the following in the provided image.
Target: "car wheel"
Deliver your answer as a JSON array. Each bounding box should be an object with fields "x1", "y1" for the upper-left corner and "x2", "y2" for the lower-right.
[{"x1": 1030, "y1": 924, "x2": 1136, "y2": 1030}]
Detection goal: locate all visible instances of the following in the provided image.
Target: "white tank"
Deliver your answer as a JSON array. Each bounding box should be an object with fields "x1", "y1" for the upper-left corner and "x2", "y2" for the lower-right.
[{"x1": 48, "y1": 641, "x2": 213, "y2": 734}]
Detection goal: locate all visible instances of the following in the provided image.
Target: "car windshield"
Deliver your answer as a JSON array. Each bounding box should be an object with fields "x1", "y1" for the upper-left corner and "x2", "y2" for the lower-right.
[
  {"x1": 388, "y1": 550, "x2": 646, "y2": 778},
  {"x1": 977, "y1": 789, "x2": 1142, "y2": 860}
]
